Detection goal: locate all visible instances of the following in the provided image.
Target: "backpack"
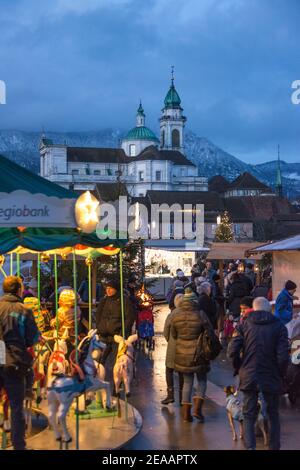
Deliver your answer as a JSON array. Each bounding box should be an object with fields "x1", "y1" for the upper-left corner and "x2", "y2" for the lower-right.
[{"x1": 193, "y1": 327, "x2": 222, "y2": 363}]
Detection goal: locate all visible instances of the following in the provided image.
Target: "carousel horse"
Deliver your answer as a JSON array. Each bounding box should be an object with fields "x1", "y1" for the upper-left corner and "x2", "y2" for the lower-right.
[
  {"x1": 113, "y1": 334, "x2": 138, "y2": 397},
  {"x1": 47, "y1": 329, "x2": 111, "y2": 443},
  {"x1": 47, "y1": 327, "x2": 70, "y2": 382}
]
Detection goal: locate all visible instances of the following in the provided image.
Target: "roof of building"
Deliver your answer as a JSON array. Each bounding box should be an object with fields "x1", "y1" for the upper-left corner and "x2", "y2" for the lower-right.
[
  {"x1": 146, "y1": 190, "x2": 224, "y2": 212},
  {"x1": 75, "y1": 182, "x2": 128, "y2": 202},
  {"x1": 67, "y1": 147, "x2": 127, "y2": 164},
  {"x1": 247, "y1": 234, "x2": 300, "y2": 253},
  {"x1": 208, "y1": 175, "x2": 231, "y2": 192},
  {"x1": 130, "y1": 145, "x2": 195, "y2": 166},
  {"x1": 164, "y1": 80, "x2": 182, "y2": 109},
  {"x1": 228, "y1": 172, "x2": 272, "y2": 192},
  {"x1": 123, "y1": 126, "x2": 159, "y2": 142},
  {"x1": 224, "y1": 195, "x2": 292, "y2": 221}
]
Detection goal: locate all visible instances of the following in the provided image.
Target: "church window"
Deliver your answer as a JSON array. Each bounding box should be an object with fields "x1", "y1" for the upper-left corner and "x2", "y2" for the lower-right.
[
  {"x1": 139, "y1": 171, "x2": 144, "y2": 182},
  {"x1": 156, "y1": 171, "x2": 162, "y2": 181},
  {"x1": 172, "y1": 129, "x2": 180, "y2": 148},
  {"x1": 129, "y1": 144, "x2": 136, "y2": 156},
  {"x1": 161, "y1": 130, "x2": 165, "y2": 147}
]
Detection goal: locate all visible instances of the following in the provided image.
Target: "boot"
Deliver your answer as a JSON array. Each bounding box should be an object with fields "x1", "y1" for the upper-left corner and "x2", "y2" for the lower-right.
[
  {"x1": 182, "y1": 403, "x2": 193, "y2": 422},
  {"x1": 161, "y1": 388, "x2": 174, "y2": 405},
  {"x1": 192, "y1": 396, "x2": 204, "y2": 422}
]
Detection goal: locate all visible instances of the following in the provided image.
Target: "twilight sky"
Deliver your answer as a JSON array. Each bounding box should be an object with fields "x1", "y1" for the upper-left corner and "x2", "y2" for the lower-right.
[{"x1": 0, "y1": 0, "x2": 299, "y2": 163}]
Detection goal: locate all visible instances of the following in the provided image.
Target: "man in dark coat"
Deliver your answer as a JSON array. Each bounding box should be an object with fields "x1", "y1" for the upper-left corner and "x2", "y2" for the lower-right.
[
  {"x1": 95, "y1": 280, "x2": 135, "y2": 366},
  {"x1": 0, "y1": 276, "x2": 40, "y2": 450},
  {"x1": 227, "y1": 297, "x2": 289, "y2": 450},
  {"x1": 227, "y1": 273, "x2": 250, "y2": 319}
]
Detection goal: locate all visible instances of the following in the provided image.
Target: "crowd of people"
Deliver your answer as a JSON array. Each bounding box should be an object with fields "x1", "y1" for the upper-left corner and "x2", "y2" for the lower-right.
[{"x1": 161, "y1": 259, "x2": 299, "y2": 450}]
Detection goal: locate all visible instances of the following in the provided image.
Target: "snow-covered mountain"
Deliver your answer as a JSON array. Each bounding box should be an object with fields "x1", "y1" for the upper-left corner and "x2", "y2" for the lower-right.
[{"x1": 0, "y1": 129, "x2": 299, "y2": 199}]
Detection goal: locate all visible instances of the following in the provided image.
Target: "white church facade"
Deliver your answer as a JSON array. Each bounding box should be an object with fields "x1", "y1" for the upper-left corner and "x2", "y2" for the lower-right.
[{"x1": 40, "y1": 77, "x2": 208, "y2": 196}]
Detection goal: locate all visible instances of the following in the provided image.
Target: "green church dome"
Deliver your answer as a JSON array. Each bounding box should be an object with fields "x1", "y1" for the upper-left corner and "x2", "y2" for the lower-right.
[
  {"x1": 123, "y1": 126, "x2": 159, "y2": 142},
  {"x1": 164, "y1": 81, "x2": 182, "y2": 109}
]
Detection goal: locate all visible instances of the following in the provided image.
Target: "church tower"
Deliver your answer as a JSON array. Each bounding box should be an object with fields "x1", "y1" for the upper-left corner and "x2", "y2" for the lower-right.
[{"x1": 159, "y1": 67, "x2": 186, "y2": 153}]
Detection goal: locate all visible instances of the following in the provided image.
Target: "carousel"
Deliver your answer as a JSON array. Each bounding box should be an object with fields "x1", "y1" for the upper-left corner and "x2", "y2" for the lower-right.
[{"x1": 0, "y1": 155, "x2": 142, "y2": 450}]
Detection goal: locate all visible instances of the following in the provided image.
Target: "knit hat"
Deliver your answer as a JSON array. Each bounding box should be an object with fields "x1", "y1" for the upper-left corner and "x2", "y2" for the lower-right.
[
  {"x1": 184, "y1": 287, "x2": 198, "y2": 302},
  {"x1": 105, "y1": 279, "x2": 120, "y2": 291},
  {"x1": 240, "y1": 296, "x2": 254, "y2": 308},
  {"x1": 285, "y1": 280, "x2": 297, "y2": 291},
  {"x1": 174, "y1": 280, "x2": 184, "y2": 288}
]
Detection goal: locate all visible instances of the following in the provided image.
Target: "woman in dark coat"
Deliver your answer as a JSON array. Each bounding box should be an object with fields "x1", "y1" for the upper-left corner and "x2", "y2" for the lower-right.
[
  {"x1": 197, "y1": 281, "x2": 217, "y2": 329},
  {"x1": 171, "y1": 293, "x2": 211, "y2": 422},
  {"x1": 227, "y1": 273, "x2": 249, "y2": 319}
]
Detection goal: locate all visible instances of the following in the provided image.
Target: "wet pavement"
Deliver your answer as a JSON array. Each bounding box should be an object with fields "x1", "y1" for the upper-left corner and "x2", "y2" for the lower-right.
[{"x1": 122, "y1": 304, "x2": 300, "y2": 450}]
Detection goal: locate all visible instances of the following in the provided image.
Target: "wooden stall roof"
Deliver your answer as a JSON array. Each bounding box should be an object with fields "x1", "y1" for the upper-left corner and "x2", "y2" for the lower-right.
[{"x1": 206, "y1": 242, "x2": 263, "y2": 260}]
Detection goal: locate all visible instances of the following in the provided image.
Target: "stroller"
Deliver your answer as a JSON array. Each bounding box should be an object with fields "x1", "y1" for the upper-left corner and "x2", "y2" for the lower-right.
[{"x1": 135, "y1": 286, "x2": 155, "y2": 355}]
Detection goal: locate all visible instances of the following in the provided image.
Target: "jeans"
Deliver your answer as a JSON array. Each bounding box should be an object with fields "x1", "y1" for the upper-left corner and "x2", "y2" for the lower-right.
[
  {"x1": 182, "y1": 372, "x2": 207, "y2": 403},
  {"x1": 243, "y1": 390, "x2": 280, "y2": 450},
  {"x1": 0, "y1": 370, "x2": 26, "y2": 450},
  {"x1": 166, "y1": 367, "x2": 184, "y2": 391}
]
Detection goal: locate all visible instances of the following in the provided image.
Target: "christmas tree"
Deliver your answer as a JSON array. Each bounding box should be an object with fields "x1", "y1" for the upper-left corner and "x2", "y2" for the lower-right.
[{"x1": 214, "y1": 211, "x2": 234, "y2": 242}]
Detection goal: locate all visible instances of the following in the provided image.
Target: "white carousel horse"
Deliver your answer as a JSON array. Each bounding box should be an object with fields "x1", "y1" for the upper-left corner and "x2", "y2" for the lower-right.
[
  {"x1": 47, "y1": 329, "x2": 111, "y2": 443},
  {"x1": 47, "y1": 327, "x2": 70, "y2": 382},
  {"x1": 113, "y1": 334, "x2": 138, "y2": 397}
]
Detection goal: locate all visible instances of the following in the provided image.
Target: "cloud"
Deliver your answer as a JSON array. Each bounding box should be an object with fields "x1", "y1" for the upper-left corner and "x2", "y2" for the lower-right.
[{"x1": 0, "y1": 0, "x2": 299, "y2": 163}]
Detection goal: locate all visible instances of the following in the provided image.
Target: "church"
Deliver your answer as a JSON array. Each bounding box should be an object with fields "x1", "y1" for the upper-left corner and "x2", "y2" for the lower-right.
[{"x1": 40, "y1": 75, "x2": 208, "y2": 197}]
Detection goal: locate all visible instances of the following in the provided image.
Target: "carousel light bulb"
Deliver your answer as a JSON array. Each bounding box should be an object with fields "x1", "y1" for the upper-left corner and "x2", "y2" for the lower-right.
[
  {"x1": 0, "y1": 255, "x2": 5, "y2": 267},
  {"x1": 75, "y1": 191, "x2": 100, "y2": 234},
  {"x1": 254, "y1": 263, "x2": 260, "y2": 273},
  {"x1": 85, "y1": 257, "x2": 93, "y2": 267},
  {"x1": 41, "y1": 253, "x2": 50, "y2": 263}
]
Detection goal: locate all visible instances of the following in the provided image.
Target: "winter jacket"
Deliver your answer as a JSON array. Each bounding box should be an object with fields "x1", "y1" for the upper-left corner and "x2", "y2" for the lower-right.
[
  {"x1": 227, "y1": 310, "x2": 289, "y2": 394},
  {"x1": 198, "y1": 293, "x2": 217, "y2": 329},
  {"x1": 275, "y1": 288, "x2": 294, "y2": 325},
  {"x1": 0, "y1": 294, "x2": 40, "y2": 372},
  {"x1": 96, "y1": 292, "x2": 135, "y2": 343},
  {"x1": 163, "y1": 310, "x2": 177, "y2": 369},
  {"x1": 227, "y1": 279, "x2": 250, "y2": 318},
  {"x1": 170, "y1": 299, "x2": 211, "y2": 374}
]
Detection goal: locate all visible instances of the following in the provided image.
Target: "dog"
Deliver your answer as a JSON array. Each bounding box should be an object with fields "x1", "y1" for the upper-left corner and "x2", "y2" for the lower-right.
[{"x1": 224, "y1": 385, "x2": 268, "y2": 445}]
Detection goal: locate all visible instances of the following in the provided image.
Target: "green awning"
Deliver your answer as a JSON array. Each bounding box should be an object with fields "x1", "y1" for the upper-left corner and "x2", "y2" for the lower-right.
[{"x1": 0, "y1": 227, "x2": 126, "y2": 254}]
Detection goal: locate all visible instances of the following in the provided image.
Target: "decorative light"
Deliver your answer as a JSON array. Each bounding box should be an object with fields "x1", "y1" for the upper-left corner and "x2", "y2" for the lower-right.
[
  {"x1": 217, "y1": 215, "x2": 221, "y2": 225},
  {"x1": 75, "y1": 191, "x2": 99, "y2": 234},
  {"x1": 17, "y1": 226, "x2": 26, "y2": 233},
  {"x1": 238, "y1": 263, "x2": 244, "y2": 273},
  {"x1": 85, "y1": 257, "x2": 93, "y2": 267},
  {"x1": 254, "y1": 263, "x2": 260, "y2": 273},
  {"x1": 41, "y1": 253, "x2": 50, "y2": 263},
  {"x1": 0, "y1": 255, "x2": 5, "y2": 267}
]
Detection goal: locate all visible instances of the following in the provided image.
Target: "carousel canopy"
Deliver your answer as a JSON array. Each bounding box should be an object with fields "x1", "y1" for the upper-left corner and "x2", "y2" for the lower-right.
[
  {"x1": 0, "y1": 154, "x2": 77, "y2": 228},
  {"x1": 0, "y1": 227, "x2": 125, "y2": 254}
]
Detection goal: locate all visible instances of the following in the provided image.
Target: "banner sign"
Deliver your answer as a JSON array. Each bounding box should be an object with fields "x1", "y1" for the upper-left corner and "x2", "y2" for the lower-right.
[{"x1": 0, "y1": 190, "x2": 76, "y2": 227}]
